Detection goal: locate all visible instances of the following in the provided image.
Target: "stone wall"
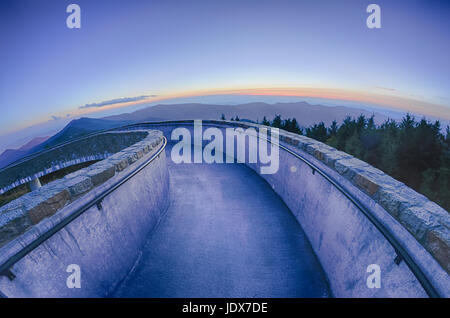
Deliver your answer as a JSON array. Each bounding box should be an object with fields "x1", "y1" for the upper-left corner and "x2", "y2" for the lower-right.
[
  {"x1": 0, "y1": 129, "x2": 169, "y2": 297},
  {"x1": 218, "y1": 120, "x2": 449, "y2": 274},
  {"x1": 276, "y1": 129, "x2": 449, "y2": 274},
  {"x1": 0, "y1": 131, "x2": 148, "y2": 194},
  {"x1": 122, "y1": 120, "x2": 449, "y2": 297},
  {"x1": 1, "y1": 120, "x2": 448, "y2": 297},
  {"x1": 0, "y1": 130, "x2": 164, "y2": 248}
]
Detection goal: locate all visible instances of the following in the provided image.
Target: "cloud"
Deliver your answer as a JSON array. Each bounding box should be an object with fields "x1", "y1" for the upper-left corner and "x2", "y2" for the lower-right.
[
  {"x1": 50, "y1": 114, "x2": 71, "y2": 121},
  {"x1": 374, "y1": 86, "x2": 397, "y2": 92},
  {"x1": 79, "y1": 95, "x2": 157, "y2": 109}
]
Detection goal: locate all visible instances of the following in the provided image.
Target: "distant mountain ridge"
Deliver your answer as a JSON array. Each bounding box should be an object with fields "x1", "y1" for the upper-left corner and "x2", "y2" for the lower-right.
[
  {"x1": 0, "y1": 136, "x2": 49, "y2": 169},
  {"x1": 103, "y1": 101, "x2": 389, "y2": 127}
]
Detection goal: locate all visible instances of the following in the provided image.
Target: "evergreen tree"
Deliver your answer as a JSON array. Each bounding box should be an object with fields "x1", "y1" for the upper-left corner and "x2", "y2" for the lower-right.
[
  {"x1": 303, "y1": 113, "x2": 448, "y2": 211},
  {"x1": 272, "y1": 115, "x2": 282, "y2": 128},
  {"x1": 290, "y1": 118, "x2": 302, "y2": 135},
  {"x1": 328, "y1": 120, "x2": 338, "y2": 138},
  {"x1": 262, "y1": 113, "x2": 449, "y2": 211},
  {"x1": 306, "y1": 122, "x2": 327, "y2": 142},
  {"x1": 344, "y1": 131, "x2": 364, "y2": 158}
]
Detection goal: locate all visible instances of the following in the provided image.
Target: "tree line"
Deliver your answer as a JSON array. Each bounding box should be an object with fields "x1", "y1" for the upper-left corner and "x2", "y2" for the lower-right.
[{"x1": 222, "y1": 113, "x2": 450, "y2": 211}]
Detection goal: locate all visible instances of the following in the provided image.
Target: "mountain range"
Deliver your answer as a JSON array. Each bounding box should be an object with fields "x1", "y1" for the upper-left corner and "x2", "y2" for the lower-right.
[
  {"x1": 0, "y1": 101, "x2": 393, "y2": 169},
  {"x1": 0, "y1": 136, "x2": 49, "y2": 169},
  {"x1": 103, "y1": 101, "x2": 389, "y2": 126}
]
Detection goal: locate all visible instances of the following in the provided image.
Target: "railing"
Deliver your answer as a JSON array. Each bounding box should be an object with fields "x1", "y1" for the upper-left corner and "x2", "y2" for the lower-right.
[
  {"x1": 0, "y1": 135, "x2": 167, "y2": 290},
  {"x1": 0, "y1": 120, "x2": 442, "y2": 297}
]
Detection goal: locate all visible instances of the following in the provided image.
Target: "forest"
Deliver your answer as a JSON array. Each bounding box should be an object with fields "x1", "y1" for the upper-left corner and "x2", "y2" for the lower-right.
[{"x1": 228, "y1": 113, "x2": 450, "y2": 212}]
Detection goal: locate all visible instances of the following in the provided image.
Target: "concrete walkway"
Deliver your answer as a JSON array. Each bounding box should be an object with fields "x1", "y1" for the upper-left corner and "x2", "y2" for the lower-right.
[{"x1": 112, "y1": 148, "x2": 331, "y2": 298}]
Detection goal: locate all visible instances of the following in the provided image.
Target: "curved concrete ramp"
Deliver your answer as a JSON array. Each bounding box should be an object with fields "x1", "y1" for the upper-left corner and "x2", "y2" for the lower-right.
[
  {"x1": 1, "y1": 121, "x2": 448, "y2": 298},
  {"x1": 112, "y1": 145, "x2": 330, "y2": 297}
]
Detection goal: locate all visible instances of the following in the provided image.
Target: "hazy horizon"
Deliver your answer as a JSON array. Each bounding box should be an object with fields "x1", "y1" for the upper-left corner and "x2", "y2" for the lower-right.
[{"x1": 1, "y1": 97, "x2": 449, "y2": 155}]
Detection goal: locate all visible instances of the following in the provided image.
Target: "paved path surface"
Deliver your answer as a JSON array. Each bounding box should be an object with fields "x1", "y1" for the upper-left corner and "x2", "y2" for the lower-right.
[{"x1": 112, "y1": 147, "x2": 331, "y2": 297}]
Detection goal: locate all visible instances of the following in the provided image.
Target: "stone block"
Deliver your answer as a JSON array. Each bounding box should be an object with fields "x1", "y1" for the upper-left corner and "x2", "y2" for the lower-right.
[
  {"x1": 0, "y1": 215, "x2": 32, "y2": 247},
  {"x1": 87, "y1": 166, "x2": 115, "y2": 187},
  {"x1": 375, "y1": 187, "x2": 406, "y2": 218},
  {"x1": 399, "y1": 206, "x2": 439, "y2": 242},
  {"x1": 322, "y1": 150, "x2": 351, "y2": 168},
  {"x1": 425, "y1": 226, "x2": 450, "y2": 273},
  {"x1": 65, "y1": 176, "x2": 93, "y2": 197},
  {"x1": 306, "y1": 143, "x2": 320, "y2": 156},
  {"x1": 107, "y1": 157, "x2": 129, "y2": 172},
  {"x1": 353, "y1": 173, "x2": 380, "y2": 196},
  {"x1": 0, "y1": 204, "x2": 26, "y2": 228},
  {"x1": 334, "y1": 157, "x2": 369, "y2": 179},
  {"x1": 27, "y1": 188, "x2": 71, "y2": 224}
]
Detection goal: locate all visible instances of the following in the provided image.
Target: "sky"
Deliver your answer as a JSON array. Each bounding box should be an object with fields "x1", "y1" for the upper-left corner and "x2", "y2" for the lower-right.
[{"x1": 0, "y1": 0, "x2": 449, "y2": 138}]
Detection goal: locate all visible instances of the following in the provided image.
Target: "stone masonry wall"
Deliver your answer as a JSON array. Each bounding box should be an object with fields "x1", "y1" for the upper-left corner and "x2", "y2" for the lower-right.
[
  {"x1": 0, "y1": 131, "x2": 149, "y2": 194},
  {"x1": 0, "y1": 129, "x2": 164, "y2": 248},
  {"x1": 227, "y1": 121, "x2": 450, "y2": 273}
]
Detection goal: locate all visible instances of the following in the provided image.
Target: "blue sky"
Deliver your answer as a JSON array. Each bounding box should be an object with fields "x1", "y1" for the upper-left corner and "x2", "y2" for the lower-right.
[{"x1": 0, "y1": 0, "x2": 449, "y2": 136}]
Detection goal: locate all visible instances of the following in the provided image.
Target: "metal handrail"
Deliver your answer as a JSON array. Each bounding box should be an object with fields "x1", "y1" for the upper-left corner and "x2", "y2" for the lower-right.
[
  {"x1": 0, "y1": 136, "x2": 167, "y2": 286},
  {"x1": 0, "y1": 120, "x2": 441, "y2": 297}
]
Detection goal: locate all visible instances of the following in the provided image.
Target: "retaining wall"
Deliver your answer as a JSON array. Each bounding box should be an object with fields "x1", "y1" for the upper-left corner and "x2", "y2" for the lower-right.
[
  {"x1": 0, "y1": 129, "x2": 169, "y2": 297},
  {"x1": 132, "y1": 120, "x2": 449, "y2": 297}
]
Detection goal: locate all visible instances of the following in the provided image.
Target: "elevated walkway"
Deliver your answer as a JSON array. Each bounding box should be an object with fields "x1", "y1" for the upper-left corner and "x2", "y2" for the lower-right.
[
  {"x1": 0, "y1": 121, "x2": 448, "y2": 298},
  {"x1": 112, "y1": 145, "x2": 330, "y2": 297}
]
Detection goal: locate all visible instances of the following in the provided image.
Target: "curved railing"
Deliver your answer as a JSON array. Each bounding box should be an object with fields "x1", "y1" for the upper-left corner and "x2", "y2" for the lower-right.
[
  {"x1": 0, "y1": 120, "x2": 445, "y2": 297},
  {"x1": 0, "y1": 135, "x2": 167, "y2": 291}
]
